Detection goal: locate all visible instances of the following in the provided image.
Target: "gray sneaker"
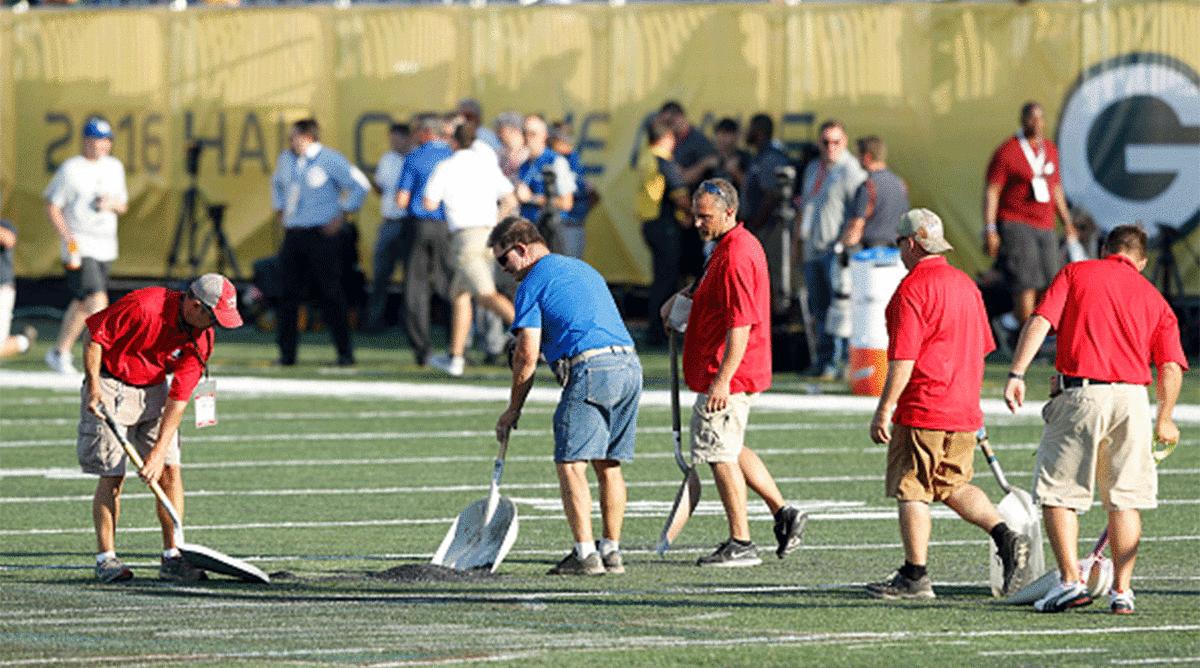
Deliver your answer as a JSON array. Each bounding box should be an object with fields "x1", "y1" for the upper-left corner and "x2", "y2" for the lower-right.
[
  {"x1": 45, "y1": 349, "x2": 77, "y2": 375},
  {"x1": 997, "y1": 530, "x2": 1032, "y2": 596},
  {"x1": 866, "y1": 570, "x2": 936, "y2": 600},
  {"x1": 696, "y1": 540, "x2": 762, "y2": 568},
  {"x1": 601, "y1": 550, "x2": 625, "y2": 575},
  {"x1": 95, "y1": 557, "x2": 133, "y2": 583},
  {"x1": 547, "y1": 551, "x2": 605, "y2": 576},
  {"x1": 773, "y1": 506, "x2": 808, "y2": 559},
  {"x1": 159, "y1": 556, "x2": 208, "y2": 583}
]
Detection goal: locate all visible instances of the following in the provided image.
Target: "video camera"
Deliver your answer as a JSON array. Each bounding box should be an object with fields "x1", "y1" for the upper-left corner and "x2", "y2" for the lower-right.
[
  {"x1": 774, "y1": 165, "x2": 797, "y2": 222},
  {"x1": 541, "y1": 165, "x2": 559, "y2": 203}
]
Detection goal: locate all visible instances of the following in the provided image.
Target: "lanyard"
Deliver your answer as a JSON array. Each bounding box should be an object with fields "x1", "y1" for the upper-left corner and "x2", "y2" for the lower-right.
[{"x1": 1016, "y1": 134, "x2": 1046, "y2": 176}]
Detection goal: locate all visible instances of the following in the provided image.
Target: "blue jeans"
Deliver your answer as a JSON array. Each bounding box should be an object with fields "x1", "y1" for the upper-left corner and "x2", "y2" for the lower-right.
[
  {"x1": 365, "y1": 217, "x2": 411, "y2": 329},
  {"x1": 803, "y1": 251, "x2": 846, "y2": 374},
  {"x1": 553, "y1": 350, "x2": 642, "y2": 463}
]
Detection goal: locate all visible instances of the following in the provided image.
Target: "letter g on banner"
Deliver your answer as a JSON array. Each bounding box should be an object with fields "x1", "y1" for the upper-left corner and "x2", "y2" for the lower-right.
[{"x1": 1057, "y1": 53, "x2": 1200, "y2": 235}]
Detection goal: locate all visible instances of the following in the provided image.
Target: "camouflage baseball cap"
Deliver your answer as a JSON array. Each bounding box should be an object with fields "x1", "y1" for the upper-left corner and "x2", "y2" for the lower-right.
[{"x1": 897, "y1": 208, "x2": 953, "y2": 254}]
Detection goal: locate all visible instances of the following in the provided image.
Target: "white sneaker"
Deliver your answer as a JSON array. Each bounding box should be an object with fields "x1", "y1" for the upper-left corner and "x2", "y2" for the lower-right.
[
  {"x1": 1033, "y1": 580, "x2": 1092, "y2": 613},
  {"x1": 1110, "y1": 588, "x2": 1135, "y2": 615},
  {"x1": 429, "y1": 354, "x2": 464, "y2": 377},
  {"x1": 45, "y1": 349, "x2": 77, "y2": 374}
]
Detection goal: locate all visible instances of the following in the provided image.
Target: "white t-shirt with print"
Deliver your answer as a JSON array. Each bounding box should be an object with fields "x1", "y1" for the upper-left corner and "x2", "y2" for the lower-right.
[
  {"x1": 43, "y1": 155, "x2": 127, "y2": 262},
  {"x1": 424, "y1": 149, "x2": 514, "y2": 233}
]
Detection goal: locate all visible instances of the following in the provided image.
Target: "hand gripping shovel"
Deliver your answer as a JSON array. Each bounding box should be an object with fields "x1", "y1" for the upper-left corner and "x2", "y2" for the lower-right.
[
  {"x1": 656, "y1": 330, "x2": 701, "y2": 556},
  {"x1": 978, "y1": 426, "x2": 1045, "y2": 597},
  {"x1": 431, "y1": 436, "x2": 519, "y2": 572},
  {"x1": 99, "y1": 406, "x2": 270, "y2": 584}
]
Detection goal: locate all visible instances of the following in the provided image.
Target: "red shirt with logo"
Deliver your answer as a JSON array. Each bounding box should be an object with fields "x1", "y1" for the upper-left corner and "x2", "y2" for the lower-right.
[
  {"x1": 1034, "y1": 254, "x2": 1188, "y2": 384},
  {"x1": 683, "y1": 224, "x2": 772, "y2": 394},
  {"x1": 986, "y1": 135, "x2": 1062, "y2": 230},
  {"x1": 86, "y1": 287, "x2": 213, "y2": 401},
  {"x1": 886, "y1": 256, "x2": 995, "y2": 432}
]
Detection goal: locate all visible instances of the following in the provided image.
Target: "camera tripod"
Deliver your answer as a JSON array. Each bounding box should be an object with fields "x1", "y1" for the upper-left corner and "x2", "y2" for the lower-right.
[
  {"x1": 165, "y1": 144, "x2": 243, "y2": 280},
  {"x1": 1150, "y1": 224, "x2": 1196, "y2": 302}
]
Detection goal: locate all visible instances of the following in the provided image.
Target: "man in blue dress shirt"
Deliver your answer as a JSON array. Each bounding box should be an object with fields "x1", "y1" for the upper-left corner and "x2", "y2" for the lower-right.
[{"x1": 270, "y1": 118, "x2": 368, "y2": 366}]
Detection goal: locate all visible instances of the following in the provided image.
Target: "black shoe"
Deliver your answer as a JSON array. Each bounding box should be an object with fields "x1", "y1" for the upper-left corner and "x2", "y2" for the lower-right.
[
  {"x1": 866, "y1": 570, "x2": 936, "y2": 600},
  {"x1": 696, "y1": 539, "x2": 761, "y2": 568},
  {"x1": 997, "y1": 530, "x2": 1032, "y2": 596},
  {"x1": 773, "y1": 506, "x2": 808, "y2": 559},
  {"x1": 336, "y1": 355, "x2": 356, "y2": 367},
  {"x1": 547, "y1": 551, "x2": 605, "y2": 576},
  {"x1": 159, "y1": 556, "x2": 208, "y2": 583}
]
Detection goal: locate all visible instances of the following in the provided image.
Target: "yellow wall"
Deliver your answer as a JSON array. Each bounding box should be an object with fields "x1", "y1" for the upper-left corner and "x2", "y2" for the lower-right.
[{"x1": 1, "y1": 2, "x2": 1196, "y2": 289}]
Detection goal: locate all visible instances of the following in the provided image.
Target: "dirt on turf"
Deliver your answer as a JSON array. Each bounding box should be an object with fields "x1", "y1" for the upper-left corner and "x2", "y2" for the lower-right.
[{"x1": 371, "y1": 564, "x2": 497, "y2": 583}]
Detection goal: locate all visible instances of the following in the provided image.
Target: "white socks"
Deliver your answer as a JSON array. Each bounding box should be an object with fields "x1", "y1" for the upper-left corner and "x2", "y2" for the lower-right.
[
  {"x1": 163, "y1": 548, "x2": 181, "y2": 559},
  {"x1": 577, "y1": 539, "x2": 619, "y2": 559},
  {"x1": 96, "y1": 551, "x2": 116, "y2": 565},
  {"x1": 575, "y1": 542, "x2": 597, "y2": 559},
  {"x1": 598, "y1": 538, "x2": 619, "y2": 557}
]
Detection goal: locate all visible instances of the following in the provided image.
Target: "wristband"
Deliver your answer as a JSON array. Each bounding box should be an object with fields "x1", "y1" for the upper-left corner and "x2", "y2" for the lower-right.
[
  {"x1": 1008, "y1": 371, "x2": 1025, "y2": 381},
  {"x1": 985, "y1": 224, "x2": 998, "y2": 234}
]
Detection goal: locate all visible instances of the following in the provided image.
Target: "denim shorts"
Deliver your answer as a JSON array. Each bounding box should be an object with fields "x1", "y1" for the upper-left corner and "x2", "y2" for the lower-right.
[{"x1": 553, "y1": 350, "x2": 642, "y2": 463}]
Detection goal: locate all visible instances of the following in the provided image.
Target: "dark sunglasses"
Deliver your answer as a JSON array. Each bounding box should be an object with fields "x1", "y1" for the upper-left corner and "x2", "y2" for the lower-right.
[
  {"x1": 495, "y1": 244, "x2": 520, "y2": 269},
  {"x1": 895, "y1": 235, "x2": 909, "y2": 246},
  {"x1": 821, "y1": 137, "x2": 845, "y2": 146}
]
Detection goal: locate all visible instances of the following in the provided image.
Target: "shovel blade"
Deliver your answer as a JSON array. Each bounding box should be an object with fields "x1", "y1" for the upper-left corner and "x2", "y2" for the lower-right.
[
  {"x1": 656, "y1": 469, "x2": 701, "y2": 556},
  {"x1": 988, "y1": 488, "x2": 1045, "y2": 597},
  {"x1": 180, "y1": 542, "x2": 270, "y2": 584},
  {"x1": 432, "y1": 496, "x2": 519, "y2": 572}
]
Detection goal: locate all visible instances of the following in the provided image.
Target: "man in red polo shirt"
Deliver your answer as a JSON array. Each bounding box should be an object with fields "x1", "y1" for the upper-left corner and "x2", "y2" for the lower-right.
[
  {"x1": 664, "y1": 178, "x2": 807, "y2": 568},
  {"x1": 1005, "y1": 225, "x2": 1186, "y2": 614},
  {"x1": 983, "y1": 101, "x2": 1076, "y2": 324},
  {"x1": 868, "y1": 209, "x2": 1031, "y2": 600},
  {"x1": 78, "y1": 273, "x2": 242, "y2": 583}
]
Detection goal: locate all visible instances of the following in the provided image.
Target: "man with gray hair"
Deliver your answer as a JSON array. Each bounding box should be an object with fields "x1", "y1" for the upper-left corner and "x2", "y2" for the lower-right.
[
  {"x1": 662, "y1": 179, "x2": 807, "y2": 567},
  {"x1": 457, "y1": 98, "x2": 502, "y2": 155}
]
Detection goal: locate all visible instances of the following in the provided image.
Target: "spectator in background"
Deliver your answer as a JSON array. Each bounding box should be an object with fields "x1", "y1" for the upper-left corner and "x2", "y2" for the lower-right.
[
  {"x1": 43, "y1": 117, "x2": 127, "y2": 375},
  {"x1": 638, "y1": 120, "x2": 692, "y2": 347},
  {"x1": 364, "y1": 122, "x2": 412, "y2": 332},
  {"x1": 395, "y1": 114, "x2": 454, "y2": 367},
  {"x1": 549, "y1": 121, "x2": 596, "y2": 259},
  {"x1": 0, "y1": 213, "x2": 37, "y2": 359},
  {"x1": 457, "y1": 98, "x2": 502, "y2": 155},
  {"x1": 797, "y1": 119, "x2": 867, "y2": 380},
  {"x1": 739, "y1": 114, "x2": 789, "y2": 233},
  {"x1": 841, "y1": 136, "x2": 909, "y2": 250},
  {"x1": 984, "y1": 101, "x2": 1076, "y2": 325},
  {"x1": 705, "y1": 117, "x2": 750, "y2": 190},
  {"x1": 657, "y1": 101, "x2": 717, "y2": 189},
  {"x1": 271, "y1": 118, "x2": 368, "y2": 367},
  {"x1": 495, "y1": 111, "x2": 528, "y2": 185},
  {"x1": 422, "y1": 121, "x2": 518, "y2": 377},
  {"x1": 516, "y1": 115, "x2": 576, "y2": 253}
]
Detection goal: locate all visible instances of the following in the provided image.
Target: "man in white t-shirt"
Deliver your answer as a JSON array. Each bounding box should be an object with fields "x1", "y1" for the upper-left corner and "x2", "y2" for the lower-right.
[
  {"x1": 422, "y1": 121, "x2": 518, "y2": 377},
  {"x1": 43, "y1": 117, "x2": 128, "y2": 374},
  {"x1": 364, "y1": 122, "x2": 412, "y2": 331}
]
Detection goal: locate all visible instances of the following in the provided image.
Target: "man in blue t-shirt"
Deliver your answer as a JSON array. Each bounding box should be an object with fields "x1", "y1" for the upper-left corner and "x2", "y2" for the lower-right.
[
  {"x1": 490, "y1": 216, "x2": 641, "y2": 577},
  {"x1": 396, "y1": 115, "x2": 454, "y2": 365}
]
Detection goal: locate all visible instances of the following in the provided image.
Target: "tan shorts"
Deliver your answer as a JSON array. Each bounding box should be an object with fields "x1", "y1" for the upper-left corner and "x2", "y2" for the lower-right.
[
  {"x1": 885, "y1": 425, "x2": 976, "y2": 503},
  {"x1": 77, "y1": 376, "x2": 180, "y2": 477},
  {"x1": 1035, "y1": 384, "x2": 1156, "y2": 512},
  {"x1": 690, "y1": 392, "x2": 756, "y2": 464},
  {"x1": 448, "y1": 227, "x2": 497, "y2": 297}
]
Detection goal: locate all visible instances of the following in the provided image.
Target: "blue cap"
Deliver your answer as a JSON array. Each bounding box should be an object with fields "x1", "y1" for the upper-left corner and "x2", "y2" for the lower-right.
[{"x1": 82, "y1": 117, "x2": 113, "y2": 140}]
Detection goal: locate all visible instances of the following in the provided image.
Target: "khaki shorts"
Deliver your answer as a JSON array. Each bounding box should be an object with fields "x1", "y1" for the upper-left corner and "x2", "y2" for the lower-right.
[
  {"x1": 448, "y1": 227, "x2": 497, "y2": 297},
  {"x1": 1035, "y1": 384, "x2": 1155, "y2": 512},
  {"x1": 77, "y1": 376, "x2": 180, "y2": 477},
  {"x1": 690, "y1": 392, "x2": 756, "y2": 464},
  {"x1": 885, "y1": 425, "x2": 975, "y2": 503}
]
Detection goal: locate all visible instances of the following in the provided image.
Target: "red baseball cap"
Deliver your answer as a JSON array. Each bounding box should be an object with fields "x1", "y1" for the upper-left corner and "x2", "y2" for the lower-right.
[{"x1": 189, "y1": 273, "x2": 243, "y2": 328}]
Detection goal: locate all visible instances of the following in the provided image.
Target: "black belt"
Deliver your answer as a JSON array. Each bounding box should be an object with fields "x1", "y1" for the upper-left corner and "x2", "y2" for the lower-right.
[
  {"x1": 100, "y1": 364, "x2": 158, "y2": 389},
  {"x1": 1061, "y1": 375, "x2": 1114, "y2": 389}
]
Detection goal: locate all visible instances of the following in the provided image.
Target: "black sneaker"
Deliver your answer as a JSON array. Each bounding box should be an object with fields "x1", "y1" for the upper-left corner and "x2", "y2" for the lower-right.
[
  {"x1": 773, "y1": 506, "x2": 808, "y2": 559},
  {"x1": 547, "y1": 551, "x2": 605, "y2": 576},
  {"x1": 997, "y1": 530, "x2": 1032, "y2": 595},
  {"x1": 696, "y1": 540, "x2": 761, "y2": 568},
  {"x1": 159, "y1": 556, "x2": 208, "y2": 583},
  {"x1": 866, "y1": 570, "x2": 936, "y2": 600}
]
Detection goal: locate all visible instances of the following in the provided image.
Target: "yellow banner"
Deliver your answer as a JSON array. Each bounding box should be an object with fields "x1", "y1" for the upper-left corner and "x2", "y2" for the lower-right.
[{"x1": 1, "y1": 2, "x2": 1196, "y2": 292}]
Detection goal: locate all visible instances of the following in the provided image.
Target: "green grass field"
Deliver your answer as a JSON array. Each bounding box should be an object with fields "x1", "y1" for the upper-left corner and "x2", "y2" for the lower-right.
[{"x1": 1, "y1": 335, "x2": 1198, "y2": 666}]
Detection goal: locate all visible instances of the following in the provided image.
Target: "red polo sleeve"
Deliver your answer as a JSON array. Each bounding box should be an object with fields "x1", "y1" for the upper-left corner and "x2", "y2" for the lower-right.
[
  {"x1": 1033, "y1": 266, "x2": 1071, "y2": 329},
  {"x1": 886, "y1": 287, "x2": 924, "y2": 361},
  {"x1": 1150, "y1": 306, "x2": 1190, "y2": 372},
  {"x1": 167, "y1": 333, "x2": 212, "y2": 401},
  {"x1": 724, "y1": 252, "x2": 761, "y2": 329}
]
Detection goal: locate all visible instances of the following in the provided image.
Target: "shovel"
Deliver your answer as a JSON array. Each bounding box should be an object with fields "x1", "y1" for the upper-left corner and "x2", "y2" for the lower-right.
[
  {"x1": 431, "y1": 436, "x2": 519, "y2": 572},
  {"x1": 656, "y1": 330, "x2": 701, "y2": 556},
  {"x1": 977, "y1": 426, "x2": 1044, "y2": 597},
  {"x1": 99, "y1": 406, "x2": 270, "y2": 584}
]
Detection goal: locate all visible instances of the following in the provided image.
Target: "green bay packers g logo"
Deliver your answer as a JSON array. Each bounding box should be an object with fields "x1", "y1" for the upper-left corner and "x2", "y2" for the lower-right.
[{"x1": 1057, "y1": 53, "x2": 1200, "y2": 235}]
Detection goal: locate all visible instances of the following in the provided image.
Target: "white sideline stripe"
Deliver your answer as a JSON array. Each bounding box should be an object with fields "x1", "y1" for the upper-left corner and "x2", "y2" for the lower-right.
[
  {"x1": 0, "y1": 406, "x2": 549, "y2": 426},
  {"x1": 0, "y1": 422, "x2": 868, "y2": 449},
  {"x1": 979, "y1": 648, "x2": 1108, "y2": 657},
  {"x1": 5, "y1": 369, "x2": 1198, "y2": 422},
  {"x1": 1111, "y1": 659, "x2": 1200, "y2": 666}
]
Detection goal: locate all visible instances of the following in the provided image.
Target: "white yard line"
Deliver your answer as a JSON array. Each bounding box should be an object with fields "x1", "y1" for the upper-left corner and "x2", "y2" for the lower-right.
[
  {"x1": 1110, "y1": 659, "x2": 1200, "y2": 666},
  {"x1": 4, "y1": 369, "x2": 1198, "y2": 422}
]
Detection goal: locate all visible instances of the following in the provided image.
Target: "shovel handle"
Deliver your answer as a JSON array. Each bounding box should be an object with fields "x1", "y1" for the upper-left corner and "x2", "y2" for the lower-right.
[
  {"x1": 98, "y1": 405, "x2": 185, "y2": 533},
  {"x1": 669, "y1": 331, "x2": 688, "y2": 474},
  {"x1": 976, "y1": 426, "x2": 1013, "y2": 494}
]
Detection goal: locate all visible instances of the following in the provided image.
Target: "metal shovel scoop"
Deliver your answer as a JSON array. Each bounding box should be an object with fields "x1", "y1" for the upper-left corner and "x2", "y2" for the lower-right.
[
  {"x1": 99, "y1": 406, "x2": 270, "y2": 584},
  {"x1": 431, "y1": 437, "x2": 519, "y2": 573},
  {"x1": 656, "y1": 331, "x2": 701, "y2": 556},
  {"x1": 978, "y1": 426, "x2": 1044, "y2": 597}
]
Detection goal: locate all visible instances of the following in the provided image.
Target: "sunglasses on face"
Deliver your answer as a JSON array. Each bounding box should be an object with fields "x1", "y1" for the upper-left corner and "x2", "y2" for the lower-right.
[
  {"x1": 495, "y1": 245, "x2": 520, "y2": 270},
  {"x1": 821, "y1": 137, "x2": 845, "y2": 146}
]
